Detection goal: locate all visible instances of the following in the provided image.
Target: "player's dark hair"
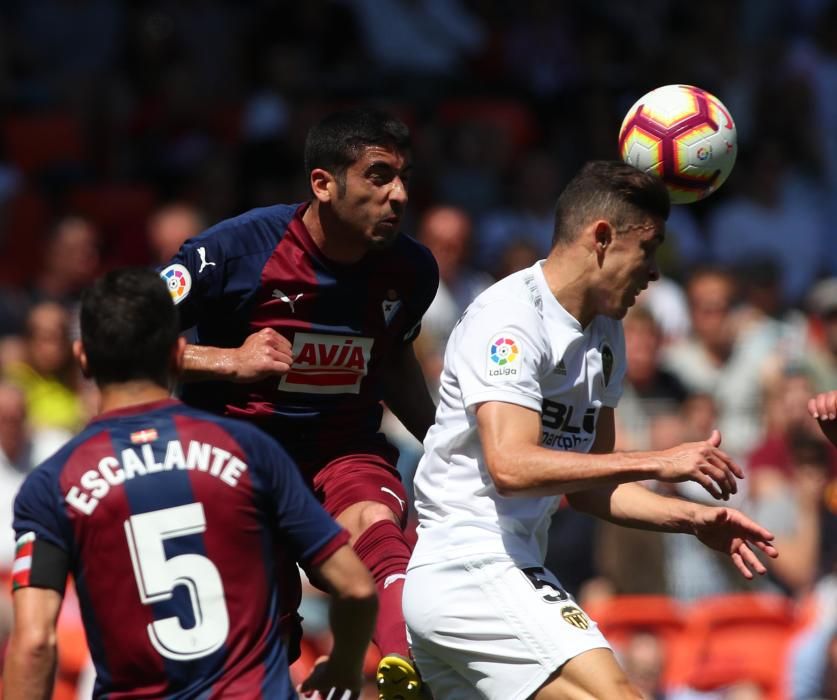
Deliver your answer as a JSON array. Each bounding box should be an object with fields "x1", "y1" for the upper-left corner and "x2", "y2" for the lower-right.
[
  {"x1": 80, "y1": 267, "x2": 179, "y2": 387},
  {"x1": 552, "y1": 161, "x2": 670, "y2": 246},
  {"x1": 304, "y1": 107, "x2": 411, "y2": 190}
]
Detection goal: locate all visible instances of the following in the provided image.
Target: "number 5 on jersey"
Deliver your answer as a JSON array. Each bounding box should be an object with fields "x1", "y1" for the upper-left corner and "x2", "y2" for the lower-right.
[{"x1": 124, "y1": 503, "x2": 230, "y2": 660}]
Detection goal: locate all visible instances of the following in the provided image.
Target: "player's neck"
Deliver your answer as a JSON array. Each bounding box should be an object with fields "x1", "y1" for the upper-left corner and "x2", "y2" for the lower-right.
[
  {"x1": 542, "y1": 254, "x2": 597, "y2": 328},
  {"x1": 96, "y1": 382, "x2": 172, "y2": 416},
  {"x1": 302, "y1": 201, "x2": 367, "y2": 264}
]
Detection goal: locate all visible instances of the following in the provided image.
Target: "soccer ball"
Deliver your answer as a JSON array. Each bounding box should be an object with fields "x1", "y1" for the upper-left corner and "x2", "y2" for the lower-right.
[{"x1": 618, "y1": 84, "x2": 737, "y2": 204}]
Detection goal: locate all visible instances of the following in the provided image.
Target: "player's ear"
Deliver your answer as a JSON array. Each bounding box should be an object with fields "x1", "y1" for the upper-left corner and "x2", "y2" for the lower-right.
[
  {"x1": 593, "y1": 220, "x2": 614, "y2": 261},
  {"x1": 310, "y1": 168, "x2": 335, "y2": 203},
  {"x1": 73, "y1": 340, "x2": 91, "y2": 378}
]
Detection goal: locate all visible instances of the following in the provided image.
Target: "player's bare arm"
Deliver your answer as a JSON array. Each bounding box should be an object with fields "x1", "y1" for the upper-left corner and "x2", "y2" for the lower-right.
[
  {"x1": 181, "y1": 328, "x2": 293, "y2": 382},
  {"x1": 2, "y1": 587, "x2": 63, "y2": 700},
  {"x1": 299, "y1": 544, "x2": 378, "y2": 696},
  {"x1": 809, "y1": 389, "x2": 837, "y2": 445},
  {"x1": 476, "y1": 402, "x2": 742, "y2": 499},
  {"x1": 381, "y1": 342, "x2": 437, "y2": 443}
]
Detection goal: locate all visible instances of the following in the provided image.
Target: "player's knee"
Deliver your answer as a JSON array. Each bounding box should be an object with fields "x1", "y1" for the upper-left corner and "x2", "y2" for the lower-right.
[{"x1": 356, "y1": 501, "x2": 399, "y2": 532}]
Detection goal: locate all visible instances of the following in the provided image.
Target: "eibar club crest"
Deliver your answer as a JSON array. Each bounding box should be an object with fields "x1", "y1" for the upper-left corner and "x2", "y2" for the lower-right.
[
  {"x1": 600, "y1": 343, "x2": 613, "y2": 387},
  {"x1": 382, "y1": 289, "x2": 402, "y2": 326}
]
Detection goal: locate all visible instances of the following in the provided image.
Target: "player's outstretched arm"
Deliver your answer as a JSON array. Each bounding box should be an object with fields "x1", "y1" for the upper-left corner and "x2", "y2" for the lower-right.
[
  {"x1": 181, "y1": 328, "x2": 293, "y2": 383},
  {"x1": 299, "y1": 545, "x2": 378, "y2": 697},
  {"x1": 808, "y1": 390, "x2": 837, "y2": 446},
  {"x1": 2, "y1": 587, "x2": 63, "y2": 700},
  {"x1": 476, "y1": 403, "x2": 742, "y2": 499}
]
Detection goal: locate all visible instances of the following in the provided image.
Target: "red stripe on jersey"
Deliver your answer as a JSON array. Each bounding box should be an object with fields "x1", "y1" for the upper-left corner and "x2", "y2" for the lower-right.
[
  {"x1": 174, "y1": 415, "x2": 269, "y2": 698},
  {"x1": 58, "y1": 430, "x2": 168, "y2": 694}
]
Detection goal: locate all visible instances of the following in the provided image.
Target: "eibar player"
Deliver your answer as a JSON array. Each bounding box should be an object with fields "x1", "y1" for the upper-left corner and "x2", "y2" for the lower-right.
[
  {"x1": 403, "y1": 161, "x2": 778, "y2": 699},
  {"x1": 2, "y1": 268, "x2": 376, "y2": 700},
  {"x1": 159, "y1": 107, "x2": 438, "y2": 698}
]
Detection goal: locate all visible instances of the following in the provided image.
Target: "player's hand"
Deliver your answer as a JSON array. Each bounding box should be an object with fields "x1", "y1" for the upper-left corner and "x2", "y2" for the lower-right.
[
  {"x1": 232, "y1": 328, "x2": 293, "y2": 382},
  {"x1": 298, "y1": 656, "x2": 361, "y2": 699},
  {"x1": 651, "y1": 430, "x2": 743, "y2": 501},
  {"x1": 809, "y1": 390, "x2": 837, "y2": 445},
  {"x1": 691, "y1": 506, "x2": 778, "y2": 579}
]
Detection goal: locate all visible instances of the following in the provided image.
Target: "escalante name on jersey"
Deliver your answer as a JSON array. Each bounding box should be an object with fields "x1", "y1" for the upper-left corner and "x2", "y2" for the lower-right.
[{"x1": 65, "y1": 440, "x2": 248, "y2": 516}]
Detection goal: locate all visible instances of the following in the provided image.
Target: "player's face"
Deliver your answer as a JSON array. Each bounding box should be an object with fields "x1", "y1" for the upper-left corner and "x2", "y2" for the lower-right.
[
  {"x1": 599, "y1": 219, "x2": 664, "y2": 319},
  {"x1": 333, "y1": 145, "x2": 411, "y2": 250}
]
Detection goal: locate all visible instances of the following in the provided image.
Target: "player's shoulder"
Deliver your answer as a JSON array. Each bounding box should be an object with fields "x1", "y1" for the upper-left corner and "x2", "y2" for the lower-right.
[
  {"x1": 190, "y1": 203, "x2": 302, "y2": 259},
  {"x1": 392, "y1": 234, "x2": 438, "y2": 274},
  {"x1": 17, "y1": 424, "x2": 102, "y2": 498},
  {"x1": 468, "y1": 267, "x2": 544, "y2": 321}
]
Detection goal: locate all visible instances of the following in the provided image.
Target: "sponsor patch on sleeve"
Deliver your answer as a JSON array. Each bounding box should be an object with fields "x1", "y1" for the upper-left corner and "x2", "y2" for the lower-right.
[
  {"x1": 160, "y1": 264, "x2": 192, "y2": 305},
  {"x1": 485, "y1": 333, "x2": 521, "y2": 381}
]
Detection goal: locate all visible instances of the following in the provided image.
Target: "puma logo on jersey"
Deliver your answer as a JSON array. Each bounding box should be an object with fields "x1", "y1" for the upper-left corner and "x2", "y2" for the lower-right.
[
  {"x1": 380, "y1": 486, "x2": 406, "y2": 512},
  {"x1": 383, "y1": 573, "x2": 406, "y2": 589},
  {"x1": 272, "y1": 289, "x2": 303, "y2": 313},
  {"x1": 197, "y1": 247, "x2": 216, "y2": 273},
  {"x1": 279, "y1": 332, "x2": 374, "y2": 394}
]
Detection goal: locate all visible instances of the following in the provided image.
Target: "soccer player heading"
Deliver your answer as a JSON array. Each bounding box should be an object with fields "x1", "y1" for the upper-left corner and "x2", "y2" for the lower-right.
[
  {"x1": 3, "y1": 268, "x2": 377, "y2": 700},
  {"x1": 160, "y1": 107, "x2": 439, "y2": 698},
  {"x1": 403, "y1": 161, "x2": 779, "y2": 699}
]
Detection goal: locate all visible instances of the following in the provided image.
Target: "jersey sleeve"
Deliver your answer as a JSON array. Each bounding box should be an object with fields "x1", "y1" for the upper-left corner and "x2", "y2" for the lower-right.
[
  {"x1": 12, "y1": 466, "x2": 71, "y2": 593},
  {"x1": 247, "y1": 429, "x2": 348, "y2": 565},
  {"x1": 454, "y1": 300, "x2": 551, "y2": 413},
  {"x1": 402, "y1": 243, "x2": 440, "y2": 344},
  {"x1": 159, "y1": 231, "x2": 230, "y2": 330}
]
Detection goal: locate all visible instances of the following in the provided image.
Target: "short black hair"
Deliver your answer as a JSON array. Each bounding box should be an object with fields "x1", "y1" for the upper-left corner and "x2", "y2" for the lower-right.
[
  {"x1": 552, "y1": 161, "x2": 671, "y2": 246},
  {"x1": 303, "y1": 107, "x2": 411, "y2": 181},
  {"x1": 80, "y1": 267, "x2": 179, "y2": 387}
]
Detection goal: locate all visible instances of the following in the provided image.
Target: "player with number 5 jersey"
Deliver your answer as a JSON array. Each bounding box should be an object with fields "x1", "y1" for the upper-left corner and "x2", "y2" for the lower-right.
[{"x1": 3, "y1": 268, "x2": 377, "y2": 700}]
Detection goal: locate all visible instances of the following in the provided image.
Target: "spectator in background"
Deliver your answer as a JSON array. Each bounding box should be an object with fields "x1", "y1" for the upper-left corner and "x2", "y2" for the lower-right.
[
  {"x1": 663, "y1": 266, "x2": 779, "y2": 460},
  {"x1": 146, "y1": 201, "x2": 206, "y2": 264},
  {"x1": 476, "y1": 150, "x2": 561, "y2": 269},
  {"x1": 3, "y1": 302, "x2": 84, "y2": 434},
  {"x1": 706, "y1": 144, "x2": 827, "y2": 307},
  {"x1": 750, "y1": 432, "x2": 836, "y2": 597},
  {"x1": 344, "y1": 0, "x2": 486, "y2": 86},
  {"x1": 0, "y1": 382, "x2": 69, "y2": 573},
  {"x1": 416, "y1": 205, "x2": 492, "y2": 344},
  {"x1": 0, "y1": 216, "x2": 101, "y2": 337},
  {"x1": 492, "y1": 237, "x2": 540, "y2": 281},
  {"x1": 805, "y1": 277, "x2": 837, "y2": 392},
  {"x1": 748, "y1": 368, "x2": 837, "y2": 503},
  {"x1": 617, "y1": 305, "x2": 688, "y2": 450}
]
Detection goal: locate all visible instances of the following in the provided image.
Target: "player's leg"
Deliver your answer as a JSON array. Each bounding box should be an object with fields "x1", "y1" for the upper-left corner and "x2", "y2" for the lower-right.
[
  {"x1": 405, "y1": 555, "x2": 621, "y2": 700},
  {"x1": 314, "y1": 453, "x2": 420, "y2": 699},
  {"x1": 532, "y1": 648, "x2": 643, "y2": 700}
]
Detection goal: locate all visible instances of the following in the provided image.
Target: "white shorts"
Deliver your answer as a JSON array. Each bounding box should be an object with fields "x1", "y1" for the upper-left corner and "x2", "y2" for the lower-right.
[{"x1": 403, "y1": 555, "x2": 610, "y2": 700}]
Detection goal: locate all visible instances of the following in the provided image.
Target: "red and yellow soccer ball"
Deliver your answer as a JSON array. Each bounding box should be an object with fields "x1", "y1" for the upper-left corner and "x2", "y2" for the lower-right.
[{"x1": 618, "y1": 84, "x2": 737, "y2": 204}]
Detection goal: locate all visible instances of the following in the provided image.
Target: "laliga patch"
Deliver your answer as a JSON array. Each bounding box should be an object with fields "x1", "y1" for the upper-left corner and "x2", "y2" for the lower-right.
[
  {"x1": 486, "y1": 333, "x2": 520, "y2": 380},
  {"x1": 160, "y1": 264, "x2": 192, "y2": 305}
]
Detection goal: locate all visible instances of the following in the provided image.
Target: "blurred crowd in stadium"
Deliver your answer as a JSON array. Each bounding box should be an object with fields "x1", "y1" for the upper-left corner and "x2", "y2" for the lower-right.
[{"x1": 0, "y1": 0, "x2": 836, "y2": 698}]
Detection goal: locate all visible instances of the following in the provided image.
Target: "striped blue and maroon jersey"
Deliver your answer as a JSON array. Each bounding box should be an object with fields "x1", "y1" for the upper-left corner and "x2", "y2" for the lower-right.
[
  {"x1": 160, "y1": 203, "x2": 439, "y2": 447},
  {"x1": 12, "y1": 398, "x2": 348, "y2": 699}
]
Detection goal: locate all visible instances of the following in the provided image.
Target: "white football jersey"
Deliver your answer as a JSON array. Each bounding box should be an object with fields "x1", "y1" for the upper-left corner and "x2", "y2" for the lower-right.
[{"x1": 410, "y1": 261, "x2": 626, "y2": 567}]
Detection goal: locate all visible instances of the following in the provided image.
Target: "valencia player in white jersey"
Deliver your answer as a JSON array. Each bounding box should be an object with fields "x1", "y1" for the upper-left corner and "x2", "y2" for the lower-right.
[{"x1": 404, "y1": 161, "x2": 779, "y2": 700}]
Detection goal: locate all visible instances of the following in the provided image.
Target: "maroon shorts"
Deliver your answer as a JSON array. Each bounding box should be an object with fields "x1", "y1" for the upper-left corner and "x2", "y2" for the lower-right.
[{"x1": 310, "y1": 450, "x2": 409, "y2": 528}]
